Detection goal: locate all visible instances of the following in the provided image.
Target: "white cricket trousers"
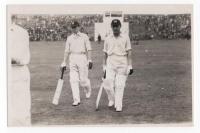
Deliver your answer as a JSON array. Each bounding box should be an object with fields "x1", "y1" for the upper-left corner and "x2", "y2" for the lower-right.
[
  {"x1": 8, "y1": 65, "x2": 31, "y2": 126},
  {"x1": 104, "y1": 55, "x2": 128, "y2": 109},
  {"x1": 69, "y1": 54, "x2": 91, "y2": 103}
]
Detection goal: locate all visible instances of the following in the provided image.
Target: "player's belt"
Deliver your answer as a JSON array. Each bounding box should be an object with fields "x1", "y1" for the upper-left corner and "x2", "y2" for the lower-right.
[
  {"x1": 70, "y1": 52, "x2": 86, "y2": 54},
  {"x1": 108, "y1": 53, "x2": 127, "y2": 56}
]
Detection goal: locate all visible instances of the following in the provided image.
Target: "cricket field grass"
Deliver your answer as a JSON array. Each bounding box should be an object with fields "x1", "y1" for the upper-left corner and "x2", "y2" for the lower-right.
[{"x1": 29, "y1": 40, "x2": 192, "y2": 125}]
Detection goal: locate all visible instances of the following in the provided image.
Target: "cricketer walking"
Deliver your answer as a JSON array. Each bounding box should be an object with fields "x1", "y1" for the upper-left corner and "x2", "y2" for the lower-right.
[
  {"x1": 61, "y1": 21, "x2": 93, "y2": 106},
  {"x1": 103, "y1": 19, "x2": 133, "y2": 112}
]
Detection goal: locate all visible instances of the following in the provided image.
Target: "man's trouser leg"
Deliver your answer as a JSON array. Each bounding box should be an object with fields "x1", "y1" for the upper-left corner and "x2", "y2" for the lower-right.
[
  {"x1": 106, "y1": 55, "x2": 128, "y2": 110},
  {"x1": 8, "y1": 66, "x2": 31, "y2": 126},
  {"x1": 104, "y1": 67, "x2": 115, "y2": 104},
  {"x1": 115, "y1": 74, "x2": 127, "y2": 110},
  {"x1": 70, "y1": 65, "x2": 80, "y2": 103},
  {"x1": 78, "y1": 60, "x2": 91, "y2": 95},
  {"x1": 78, "y1": 55, "x2": 91, "y2": 97}
]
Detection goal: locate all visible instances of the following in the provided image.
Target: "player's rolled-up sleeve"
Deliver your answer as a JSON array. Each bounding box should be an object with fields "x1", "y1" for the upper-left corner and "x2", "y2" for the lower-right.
[
  {"x1": 65, "y1": 38, "x2": 70, "y2": 53},
  {"x1": 126, "y1": 36, "x2": 132, "y2": 51},
  {"x1": 85, "y1": 36, "x2": 92, "y2": 51}
]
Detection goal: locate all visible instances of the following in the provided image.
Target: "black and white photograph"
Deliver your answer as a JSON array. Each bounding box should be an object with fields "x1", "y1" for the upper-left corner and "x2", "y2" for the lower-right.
[{"x1": 7, "y1": 4, "x2": 192, "y2": 126}]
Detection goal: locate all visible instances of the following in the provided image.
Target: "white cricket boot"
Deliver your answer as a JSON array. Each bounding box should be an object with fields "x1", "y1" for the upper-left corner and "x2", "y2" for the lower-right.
[
  {"x1": 86, "y1": 91, "x2": 91, "y2": 98},
  {"x1": 84, "y1": 80, "x2": 91, "y2": 99},
  {"x1": 108, "y1": 100, "x2": 114, "y2": 107},
  {"x1": 116, "y1": 106, "x2": 122, "y2": 112},
  {"x1": 85, "y1": 85, "x2": 91, "y2": 98},
  {"x1": 72, "y1": 101, "x2": 80, "y2": 106}
]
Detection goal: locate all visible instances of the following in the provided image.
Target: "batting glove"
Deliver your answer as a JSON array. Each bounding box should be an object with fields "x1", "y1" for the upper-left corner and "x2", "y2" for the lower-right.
[
  {"x1": 127, "y1": 65, "x2": 134, "y2": 75},
  {"x1": 88, "y1": 60, "x2": 93, "y2": 69}
]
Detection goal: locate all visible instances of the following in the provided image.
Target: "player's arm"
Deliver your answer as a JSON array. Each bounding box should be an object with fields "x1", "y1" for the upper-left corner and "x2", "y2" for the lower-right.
[
  {"x1": 126, "y1": 36, "x2": 133, "y2": 75},
  {"x1": 127, "y1": 50, "x2": 134, "y2": 75},
  {"x1": 87, "y1": 50, "x2": 93, "y2": 69},
  {"x1": 21, "y1": 31, "x2": 30, "y2": 65},
  {"x1": 127, "y1": 50, "x2": 132, "y2": 67},
  {"x1": 103, "y1": 39, "x2": 108, "y2": 75},
  {"x1": 85, "y1": 35, "x2": 92, "y2": 61},
  {"x1": 12, "y1": 30, "x2": 30, "y2": 66},
  {"x1": 87, "y1": 50, "x2": 92, "y2": 61},
  {"x1": 102, "y1": 52, "x2": 108, "y2": 78},
  {"x1": 103, "y1": 52, "x2": 107, "y2": 67},
  {"x1": 85, "y1": 35, "x2": 93, "y2": 69},
  {"x1": 61, "y1": 38, "x2": 70, "y2": 68},
  {"x1": 63, "y1": 51, "x2": 69, "y2": 64}
]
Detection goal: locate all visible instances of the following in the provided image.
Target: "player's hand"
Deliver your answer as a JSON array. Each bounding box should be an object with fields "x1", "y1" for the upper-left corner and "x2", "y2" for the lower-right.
[
  {"x1": 127, "y1": 65, "x2": 134, "y2": 75},
  {"x1": 11, "y1": 58, "x2": 20, "y2": 65},
  {"x1": 11, "y1": 59, "x2": 17, "y2": 64},
  {"x1": 129, "y1": 69, "x2": 134, "y2": 75},
  {"x1": 60, "y1": 61, "x2": 66, "y2": 71},
  {"x1": 88, "y1": 60, "x2": 93, "y2": 69}
]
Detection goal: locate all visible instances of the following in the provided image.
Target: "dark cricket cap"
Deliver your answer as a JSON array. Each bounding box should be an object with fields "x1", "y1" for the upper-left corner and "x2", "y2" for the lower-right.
[
  {"x1": 111, "y1": 19, "x2": 121, "y2": 27},
  {"x1": 71, "y1": 21, "x2": 80, "y2": 28}
]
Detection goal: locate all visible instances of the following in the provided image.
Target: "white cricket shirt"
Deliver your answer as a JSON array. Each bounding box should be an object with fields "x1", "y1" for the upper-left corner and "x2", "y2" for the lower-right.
[
  {"x1": 9, "y1": 24, "x2": 30, "y2": 65},
  {"x1": 103, "y1": 33, "x2": 131, "y2": 56},
  {"x1": 65, "y1": 32, "x2": 92, "y2": 53}
]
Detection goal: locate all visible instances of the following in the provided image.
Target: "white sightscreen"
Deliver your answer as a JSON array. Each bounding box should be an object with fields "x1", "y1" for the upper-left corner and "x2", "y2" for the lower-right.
[{"x1": 95, "y1": 22, "x2": 129, "y2": 41}]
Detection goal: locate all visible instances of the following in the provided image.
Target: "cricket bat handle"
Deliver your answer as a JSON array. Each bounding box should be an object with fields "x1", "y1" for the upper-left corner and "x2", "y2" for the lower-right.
[{"x1": 60, "y1": 67, "x2": 66, "y2": 79}]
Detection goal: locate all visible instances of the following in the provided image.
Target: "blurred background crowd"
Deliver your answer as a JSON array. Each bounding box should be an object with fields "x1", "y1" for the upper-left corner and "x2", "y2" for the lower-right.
[
  {"x1": 16, "y1": 15, "x2": 103, "y2": 41},
  {"x1": 14, "y1": 14, "x2": 191, "y2": 41},
  {"x1": 125, "y1": 14, "x2": 191, "y2": 41}
]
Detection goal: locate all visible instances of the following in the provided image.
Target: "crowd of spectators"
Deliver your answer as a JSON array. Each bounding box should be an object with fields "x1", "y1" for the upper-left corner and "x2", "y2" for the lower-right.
[
  {"x1": 124, "y1": 14, "x2": 191, "y2": 40},
  {"x1": 18, "y1": 15, "x2": 103, "y2": 41},
  {"x1": 17, "y1": 14, "x2": 191, "y2": 41}
]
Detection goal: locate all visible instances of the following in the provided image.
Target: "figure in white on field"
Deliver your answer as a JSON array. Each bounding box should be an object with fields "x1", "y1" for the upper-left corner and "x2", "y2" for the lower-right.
[
  {"x1": 8, "y1": 15, "x2": 31, "y2": 126},
  {"x1": 103, "y1": 19, "x2": 133, "y2": 112},
  {"x1": 61, "y1": 21, "x2": 93, "y2": 106}
]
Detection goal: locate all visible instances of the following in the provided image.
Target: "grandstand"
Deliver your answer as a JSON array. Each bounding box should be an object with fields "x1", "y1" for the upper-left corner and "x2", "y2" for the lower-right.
[
  {"x1": 125, "y1": 14, "x2": 191, "y2": 40},
  {"x1": 15, "y1": 14, "x2": 191, "y2": 41}
]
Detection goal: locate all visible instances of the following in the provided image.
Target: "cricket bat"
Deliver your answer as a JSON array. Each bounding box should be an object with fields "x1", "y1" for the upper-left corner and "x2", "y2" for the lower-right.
[
  {"x1": 96, "y1": 83, "x2": 104, "y2": 110},
  {"x1": 52, "y1": 67, "x2": 65, "y2": 105},
  {"x1": 96, "y1": 71, "x2": 106, "y2": 110}
]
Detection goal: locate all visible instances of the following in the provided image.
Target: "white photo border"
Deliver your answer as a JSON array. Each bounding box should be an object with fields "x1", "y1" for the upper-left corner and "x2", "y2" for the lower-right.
[{"x1": 1, "y1": 0, "x2": 199, "y2": 133}]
